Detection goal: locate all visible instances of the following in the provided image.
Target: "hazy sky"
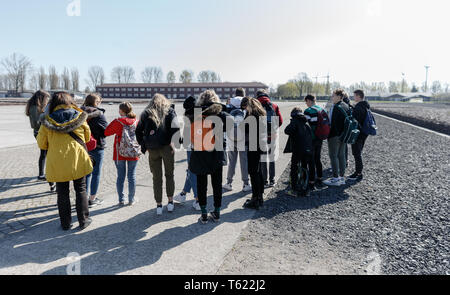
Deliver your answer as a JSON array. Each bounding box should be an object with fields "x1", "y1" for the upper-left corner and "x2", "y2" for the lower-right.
[{"x1": 0, "y1": 0, "x2": 448, "y2": 89}]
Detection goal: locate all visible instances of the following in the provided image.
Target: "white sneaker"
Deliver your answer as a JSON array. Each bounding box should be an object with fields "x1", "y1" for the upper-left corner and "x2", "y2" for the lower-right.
[
  {"x1": 339, "y1": 177, "x2": 346, "y2": 185},
  {"x1": 323, "y1": 178, "x2": 342, "y2": 187},
  {"x1": 173, "y1": 193, "x2": 187, "y2": 204},
  {"x1": 192, "y1": 201, "x2": 201, "y2": 211},
  {"x1": 156, "y1": 206, "x2": 163, "y2": 215},
  {"x1": 167, "y1": 203, "x2": 174, "y2": 213},
  {"x1": 242, "y1": 184, "x2": 252, "y2": 192},
  {"x1": 223, "y1": 183, "x2": 233, "y2": 191}
]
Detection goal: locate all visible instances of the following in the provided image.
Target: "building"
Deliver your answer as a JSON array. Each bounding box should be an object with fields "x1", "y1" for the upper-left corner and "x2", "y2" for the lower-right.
[{"x1": 96, "y1": 82, "x2": 269, "y2": 100}]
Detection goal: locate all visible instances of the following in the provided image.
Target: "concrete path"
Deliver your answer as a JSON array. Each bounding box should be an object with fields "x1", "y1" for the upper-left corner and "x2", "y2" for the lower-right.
[{"x1": 0, "y1": 101, "x2": 305, "y2": 275}]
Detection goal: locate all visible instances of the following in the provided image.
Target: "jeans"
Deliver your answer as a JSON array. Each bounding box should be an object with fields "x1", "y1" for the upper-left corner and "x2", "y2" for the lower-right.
[
  {"x1": 38, "y1": 149, "x2": 47, "y2": 177},
  {"x1": 197, "y1": 168, "x2": 223, "y2": 209},
  {"x1": 226, "y1": 149, "x2": 249, "y2": 185},
  {"x1": 352, "y1": 133, "x2": 369, "y2": 175},
  {"x1": 148, "y1": 145, "x2": 175, "y2": 204},
  {"x1": 182, "y1": 151, "x2": 198, "y2": 197},
  {"x1": 115, "y1": 160, "x2": 138, "y2": 203},
  {"x1": 85, "y1": 148, "x2": 105, "y2": 197},
  {"x1": 56, "y1": 177, "x2": 90, "y2": 228},
  {"x1": 328, "y1": 136, "x2": 347, "y2": 178}
]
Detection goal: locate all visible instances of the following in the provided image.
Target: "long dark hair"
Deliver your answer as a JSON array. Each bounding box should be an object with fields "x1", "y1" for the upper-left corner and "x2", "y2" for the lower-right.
[
  {"x1": 48, "y1": 92, "x2": 76, "y2": 114},
  {"x1": 25, "y1": 90, "x2": 50, "y2": 116}
]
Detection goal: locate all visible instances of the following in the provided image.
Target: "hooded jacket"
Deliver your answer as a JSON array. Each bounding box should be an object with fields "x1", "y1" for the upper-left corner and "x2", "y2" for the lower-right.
[
  {"x1": 188, "y1": 103, "x2": 232, "y2": 175},
  {"x1": 105, "y1": 116, "x2": 139, "y2": 161},
  {"x1": 284, "y1": 111, "x2": 313, "y2": 156},
  {"x1": 28, "y1": 104, "x2": 43, "y2": 137},
  {"x1": 80, "y1": 106, "x2": 108, "y2": 149},
  {"x1": 352, "y1": 101, "x2": 371, "y2": 130},
  {"x1": 329, "y1": 101, "x2": 350, "y2": 138},
  {"x1": 37, "y1": 105, "x2": 93, "y2": 183},
  {"x1": 257, "y1": 94, "x2": 283, "y2": 127}
]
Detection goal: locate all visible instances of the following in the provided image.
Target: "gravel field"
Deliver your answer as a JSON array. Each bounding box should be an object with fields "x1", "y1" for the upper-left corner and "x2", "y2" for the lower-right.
[
  {"x1": 371, "y1": 103, "x2": 450, "y2": 135},
  {"x1": 218, "y1": 114, "x2": 450, "y2": 275}
]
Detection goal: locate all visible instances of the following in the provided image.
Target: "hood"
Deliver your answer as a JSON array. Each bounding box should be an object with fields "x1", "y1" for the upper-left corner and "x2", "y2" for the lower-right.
[
  {"x1": 200, "y1": 102, "x2": 224, "y2": 116},
  {"x1": 81, "y1": 106, "x2": 105, "y2": 120},
  {"x1": 117, "y1": 116, "x2": 137, "y2": 126},
  {"x1": 356, "y1": 100, "x2": 370, "y2": 110},
  {"x1": 257, "y1": 95, "x2": 271, "y2": 105},
  {"x1": 291, "y1": 111, "x2": 308, "y2": 123},
  {"x1": 41, "y1": 105, "x2": 88, "y2": 133},
  {"x1": 230, "y1": 96, "x2": 243, "y2": 109}
]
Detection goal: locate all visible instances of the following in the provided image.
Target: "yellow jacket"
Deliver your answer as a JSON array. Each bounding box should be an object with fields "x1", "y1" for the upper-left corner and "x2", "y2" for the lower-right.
[{"x1": 37, "y1": 104, "x2": 93, "y2": 183}]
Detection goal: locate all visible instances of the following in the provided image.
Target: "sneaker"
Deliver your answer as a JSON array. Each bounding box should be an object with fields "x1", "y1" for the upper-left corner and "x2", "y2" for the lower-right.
[
  {"x1": 61, "y1": 224, "x2": 73, "y2": 231},
  {"x1": 167, "y1": 202, "x2": 174, "y2": 213},
  {"x1": 242, "y1": 184, "x2": 252, "y2": 192},
  {"x1": 192, "y1": 201, "x2": 201, "y2": 211},
  {"x1": 339, "y1": 177, "x2": 346, "y2": 185},
  {"x1": 348, "y1": 173, "x2": 363, "y2": 181},
  {"x1": 173, "y1": 192, "x2": 187, "y2": 204},
  {"x1": 243, "y1": 198, "x2": 259, "y2": 210},
  {"x1": 269, "y1": 180, "x2": 275, "y2": 187},
  {"x1": 264, "y1": 182, "x2": 271, "y2": 189},
  {"x1": 129, "y1": 199, "x2": 138, "y2": 206},
  {"x1": 79, "y1": 218, "x2": 92, "y2": 231},
  {"x1": 315, "y1": 179, "x2": 326, "y2": 189},
  {"x1": 50, "y1": 184, "x2": 56, "y2": 193},
  {"x1": 37, "y1": 176, "x2": 46, "y2": 181},
  {"x1": 156, "y1": 206, "x2": 163, "y2": 215},
  {"x1": 89, "y1": 198, "x2": 104, "y2": 208},
  {"x1": 209, "y1": 211, "x2": 220, "y2": 223},
  {"x1": 199, "y1": 214, "x2": 208, "y2": 224},
  {"x1": 223, "y1": 183, "x2": 233, "y2": 191},
  {"x1": 323, "y1": 178, "x2": 342, "y2": 187},
  {"x1": 118, "y1": 201, "x2": 125, "y2": 207}
]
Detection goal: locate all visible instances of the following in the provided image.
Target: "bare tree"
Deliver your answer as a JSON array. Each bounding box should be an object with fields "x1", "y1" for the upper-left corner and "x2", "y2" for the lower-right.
[
  {"x1": 87, "y1": 66, "x2": 105, "y2": 90},
  {"x1": 48, "y1": 66, "x2": 59, "y2": 90},
  {"x1": 29, "y1": 71, "x2": 39, "y2": 90},
  {"x1": 293, "y1": 72, "x2": 312, "y2": 98},
  {"x1": 61, "y1": 67, "x2": 71, "y2": 90},
  {"x1": 180, "y1": 70, "x2": 194, "y2": 83},
  {"x1": 141, "y1": 67, "x2": 154, "y2": 83},
  {"x1": 197, "y1": 70, "x2": 211, "y2": 83},
  {"x1": 153, "y1": 67, "x2": 163, "y2": 83},
  {"x1": 112, "y1": 66, "x2": 134, "y2": 83},
  {"x1": 167, "y1": 71, "x2": 176, "y2": 84},
  {"x1": 71, "y1": 68, "x2": 80, "y2": 92},
  {"x1": 1, "y1": 53, "x2": 33, "y2": 92},
  {"x1": 431, "y1": 81, "x2": 442, "y2": 94},
  {"x1": 37, "y1": 67, "x2": 47, "y2": 90}
]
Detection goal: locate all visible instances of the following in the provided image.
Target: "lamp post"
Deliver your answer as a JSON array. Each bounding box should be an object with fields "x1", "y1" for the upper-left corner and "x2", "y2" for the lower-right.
[{"x1": 425, "y1": 66, "x2": 430, "y2": 92}]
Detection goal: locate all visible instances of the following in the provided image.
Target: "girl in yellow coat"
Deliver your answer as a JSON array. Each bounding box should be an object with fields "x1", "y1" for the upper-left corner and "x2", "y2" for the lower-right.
[{"x1": 37, "y1": 92, "x2": 93, "y2": 231}]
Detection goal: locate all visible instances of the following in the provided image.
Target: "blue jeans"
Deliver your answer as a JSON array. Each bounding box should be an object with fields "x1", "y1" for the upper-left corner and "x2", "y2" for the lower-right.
[
  {"x1": 183, "y1": 151, "x2": 198, "y2": 197},
  {"x1": 85, "y1": 148, "x2": 105, "y2": 197},
  {"x1": 115, "y1": 160, "x2": 138, "y2": 203}
]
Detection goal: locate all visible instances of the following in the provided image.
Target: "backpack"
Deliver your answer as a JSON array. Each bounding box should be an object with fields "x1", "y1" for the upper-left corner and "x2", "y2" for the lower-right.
[
  {"x1": 229, "y1": 108, "x2": 246, "y2": 144},
  {"x1": 337, "y1": 105, "x2": 360, "y2": 145},
  {"x1": 117, "y1": 120, "x2": 142, "y2": 158},
  {"x1": 262, "y1": 102, "x2": 276, "y2": 137},
  {"x1": 312, "y1": 105, "x2": 331, "y2": 140},
  {"x1": 361, "y1": 109, "x2": 377, "y2": 136},
  {"x1": 191, "y1": 116, "x2": 216, "y2": 151},
  {"x1": 295, "y1": 167, "x2": 309, "y2": 193}
]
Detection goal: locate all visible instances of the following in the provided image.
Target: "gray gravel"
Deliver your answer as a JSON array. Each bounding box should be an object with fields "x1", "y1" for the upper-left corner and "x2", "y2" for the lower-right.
[{"x1": 218, "y1": 114, "x2": 450, "y2": 275}]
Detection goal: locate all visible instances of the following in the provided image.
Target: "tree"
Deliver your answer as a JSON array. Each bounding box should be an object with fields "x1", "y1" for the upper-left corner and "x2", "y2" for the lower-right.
[
  {"x1": 277, "y1": 82, "x2": 299, "y2": 98},
  {"x1": 1, "y1": 53, "x2": 33, "y2": 92},
  {"x1": 87, "y1": 66, "x2": 105, "y2": 90},
  {"x1": 141, "y1": 66, "x2": 162, "y2": 83},
  {"x1": 61, "y1": 67, "x2": 71, "y2": 90},
  {"x1": 197, "y1": 71, "x2": 211, "y2": 83},
  {"x1": 48, "y1": 66, "x2": 59, "y2": 90},
  {"x1": 293, "y1": 72, "x2": 312, "y2": 98},
  {"x1": 166, "y1": 71, "x2": 176, "y2": 83},
  {"x1": 71, "y1": 68, "x2": 80, "y2": 92},
  {"x1": 431, "y1": 81, "x2": 442, "y2": 94},
  {"x1": 37, "y1": 67, "x2": 47, "y2": 90},
  {"x1": 111, "y1": 66, "x2": 134, "y2": 83},
  {"x1": 411, "y1": 84, "x2": 419, "y2": 93},
  {"x1": 180, "y1": 69, "x2": 194, "y2": 83},
  {"x1": 29, "y1": 72, "x2": 39, "y2": 91},
  {"x1": 388, "y1": 81, "x2": 399, "y2": 93}
]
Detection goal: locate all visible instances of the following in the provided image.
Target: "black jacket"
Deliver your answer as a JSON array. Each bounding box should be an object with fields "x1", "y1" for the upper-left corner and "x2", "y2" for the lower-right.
[
  {"x1": 283, "y1": 112, "x2": 313, "y2": 156},
  {"x1": 80, "y1": 106, "x2": 108, "y2": 150},
  {"x1": 188, "y1": 103, "x2": 232, "y2": 175},
  {"x1": 353, "y1": 101, "x2": 370, "y2": 130},
  {"x1": 329, "y1": 101, "x2": 350, "y2": 138},
  {"x1": 136, "y1": 108, "x2": 179, "y2": 153}
]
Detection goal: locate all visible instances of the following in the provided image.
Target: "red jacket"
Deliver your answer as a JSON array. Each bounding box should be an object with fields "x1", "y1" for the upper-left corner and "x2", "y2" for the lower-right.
[
  {"x1": 105, "y1": 117, "x2": 139, "y2": 161},
  {"x1": 257, "y1": 95, "x2": 283, "y2": 127}
]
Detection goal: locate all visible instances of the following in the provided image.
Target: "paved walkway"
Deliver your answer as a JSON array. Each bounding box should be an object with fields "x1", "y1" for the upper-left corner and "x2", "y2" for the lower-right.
[{"x1": 0, "y1": 102, "x2": 302, "y2": 274}]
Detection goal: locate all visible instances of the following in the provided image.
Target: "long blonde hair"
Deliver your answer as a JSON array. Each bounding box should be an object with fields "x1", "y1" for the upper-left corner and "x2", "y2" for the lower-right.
[
  {"x1": 196, "y1": 90, "x2": 220, "y2": 106},
  {"x1": 243, "y1": 97, "x2": 266, "y2": 117},
  {"x1": 146, "y1": 93, "x2": 171, "y2": 127}
]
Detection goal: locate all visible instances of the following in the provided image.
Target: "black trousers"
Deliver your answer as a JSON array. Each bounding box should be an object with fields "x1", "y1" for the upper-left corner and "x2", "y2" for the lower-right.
[
  {"x1": 312, "y1": 139, "x2": 323, "y2": 180},
  {"x1": 351, "y1": 133, "x2": 369, "y2": 175},
  {"x1": 197, "y1": 168, "x2": 223, "y2": 209},
  {"x1": 290, "y1": 153, "x2": 314, "y2": 190},
  {"x1": 56, "y1": 177, "x2": 90, "y2": 228},
  {"x1": 39, "y1": 149, "x2": 47, "y2": 177},
  {"x1": 248, "y1": 151, "x2": 264, "y2": 201}
]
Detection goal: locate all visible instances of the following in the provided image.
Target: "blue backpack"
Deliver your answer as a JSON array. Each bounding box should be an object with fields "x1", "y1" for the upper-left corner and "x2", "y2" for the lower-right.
[{"x1": 361, "y1": 109, "x2": 377, "y2": 136}]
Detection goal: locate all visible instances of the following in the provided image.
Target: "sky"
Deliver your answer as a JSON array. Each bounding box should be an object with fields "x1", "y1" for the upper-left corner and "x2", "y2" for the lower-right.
[{"x1": 0, "y1": 0, "x2": 448, "y2": 89}]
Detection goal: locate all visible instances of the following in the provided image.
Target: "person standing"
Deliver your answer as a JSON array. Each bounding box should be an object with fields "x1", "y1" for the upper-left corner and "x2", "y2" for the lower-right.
[
  {"x1": 223, "y1": 88, "x2": 251, "y2": 193},
  {"x1": 348, "y1": 89, "x2": 371, "y2": 181},
  {"x1": 81, "y1": 93, "x2": 108, "y2": 208},
  {"x1": 25, "y1": 90, "x2": 55, "y2": 192},
  {"x1": 136, "y1": 94, "x2": 179, "y2": 215},
  {"x1": 37, "y1": 92, "x2": 93, "y2": 231},
  {"x1": 242, "y1": 97, "x2": 266, "y2": 209},
  {"x1": 173, "y1": 96, "x2": 201, "y2": 211},
  {"x1": 105, "y1": 102, "x2": 140, "y2": 206},
  {"x1": 256, "y1": 89, "x2": 283, "y2": 188},
  {"x1": 323, "y1": 89, "x2": 351, "y2": 187}
]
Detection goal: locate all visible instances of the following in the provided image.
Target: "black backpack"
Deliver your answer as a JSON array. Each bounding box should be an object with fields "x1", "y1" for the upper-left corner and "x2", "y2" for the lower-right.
[
  {"x1": 143, "y1": 118, "x2": 167, "y2": 150},
  {"x1": 262, "y1": 102, "x2": 276, "y2": 137}
]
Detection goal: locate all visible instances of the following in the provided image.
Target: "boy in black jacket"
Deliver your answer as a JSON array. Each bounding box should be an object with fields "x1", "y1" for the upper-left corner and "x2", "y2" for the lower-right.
[{"x1": 284, "y1": 107, "x2": 314, "y2": 197}]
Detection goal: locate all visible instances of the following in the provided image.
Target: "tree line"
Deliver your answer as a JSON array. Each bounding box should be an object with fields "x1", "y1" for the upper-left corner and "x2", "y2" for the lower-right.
[{"x1": 0, "y1": 53, "x2": 222, "y2": 93}]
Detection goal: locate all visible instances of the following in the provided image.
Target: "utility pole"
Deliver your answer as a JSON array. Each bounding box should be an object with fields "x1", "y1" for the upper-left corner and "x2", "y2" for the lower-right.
[
  {"x1": 401, "y1": 73, "x2": 406, "y2": 93},
  {"x1": 424, "y1": 66, "x2": 430, "y2": 93}
]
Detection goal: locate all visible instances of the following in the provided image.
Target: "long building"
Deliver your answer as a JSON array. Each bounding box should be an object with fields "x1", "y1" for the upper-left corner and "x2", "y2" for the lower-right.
[{"x1": 96, "y1": 82, "x2": 268, "y2": 100}]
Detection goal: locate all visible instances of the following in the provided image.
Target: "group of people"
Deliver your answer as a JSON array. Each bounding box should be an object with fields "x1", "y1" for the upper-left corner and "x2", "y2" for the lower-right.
[{"x1": 25, "y1": 87, "x2": 373, "y2": 231}]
